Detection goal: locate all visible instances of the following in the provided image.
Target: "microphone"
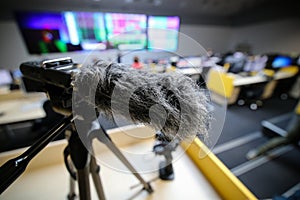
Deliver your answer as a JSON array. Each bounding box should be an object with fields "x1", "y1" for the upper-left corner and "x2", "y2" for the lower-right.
[{"x1": 73, "y1": 60, "x2": 210, "y2": 141}]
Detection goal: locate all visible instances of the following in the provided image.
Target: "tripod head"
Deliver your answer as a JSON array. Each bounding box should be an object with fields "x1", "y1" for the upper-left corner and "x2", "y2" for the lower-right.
[{"x1": 20, "y1": 57, "x2": 81, "y2": 115}]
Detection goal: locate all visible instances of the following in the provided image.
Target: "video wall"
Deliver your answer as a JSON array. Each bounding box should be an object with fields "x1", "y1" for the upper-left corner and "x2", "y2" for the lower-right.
[
  {"x1": 147, "y1": 16, "x2": 180, "y2": 52},
  {"x1": 14, "y1": 11, "x2": 180, "y2": 54}
]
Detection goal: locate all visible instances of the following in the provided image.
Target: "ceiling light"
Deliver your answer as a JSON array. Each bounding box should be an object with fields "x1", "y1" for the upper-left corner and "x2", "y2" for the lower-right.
[
  {"x1": 125, "y1": 0, "x2": 134, "y2": 3},
  {"x1": 153, "y1": 0, "x2": 161, "y2": 6}
]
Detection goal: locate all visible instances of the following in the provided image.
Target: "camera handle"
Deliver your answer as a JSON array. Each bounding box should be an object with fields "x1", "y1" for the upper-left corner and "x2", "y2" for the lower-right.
[{"x1": 0, "y1": 115, "x2": 74, "y2": 194}]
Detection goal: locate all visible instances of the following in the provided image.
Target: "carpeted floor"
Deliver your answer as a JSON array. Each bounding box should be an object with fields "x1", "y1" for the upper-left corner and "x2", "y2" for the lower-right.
[{"x1": 214, "y1": 95, "x2": 300, "y2": 199}]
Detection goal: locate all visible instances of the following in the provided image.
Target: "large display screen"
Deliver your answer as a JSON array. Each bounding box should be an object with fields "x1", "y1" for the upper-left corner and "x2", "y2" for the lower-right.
[
  {"x1": 105, "y1": 13, "x2": 147, "y2": 50},
  {"x1": 15, "y1": 11, "x2": 180, "y2": 54},
  {"x1": 147, "y1": 16, "x2": 180, "y2": 51},
  {"x1": 15, "y1": 11, "x2": 107, "y2": 54}
]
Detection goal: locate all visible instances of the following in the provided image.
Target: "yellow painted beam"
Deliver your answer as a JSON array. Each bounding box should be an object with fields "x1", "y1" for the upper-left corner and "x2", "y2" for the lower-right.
[
  {"x1": 181, "y1": 138, "x2": 257, "y2": 200},
  {"x1": 295, "y1": 100, "x2": 300, "y2": 115}
]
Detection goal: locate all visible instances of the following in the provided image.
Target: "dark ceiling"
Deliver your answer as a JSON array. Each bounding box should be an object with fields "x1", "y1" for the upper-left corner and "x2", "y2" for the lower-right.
[{"x1": 0, "y1": 0, "x2": 299, "y2": 26}]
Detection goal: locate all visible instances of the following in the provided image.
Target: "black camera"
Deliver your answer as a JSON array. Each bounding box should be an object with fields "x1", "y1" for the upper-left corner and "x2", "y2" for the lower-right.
[{"x1": 20, "y1": 57, "x2": 81, "y2": 114}]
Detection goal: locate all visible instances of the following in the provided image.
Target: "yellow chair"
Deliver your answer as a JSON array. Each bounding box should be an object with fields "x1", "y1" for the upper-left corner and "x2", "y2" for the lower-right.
[{"x1": 206, "y1": 67, "x2": 237, "y2": 105}]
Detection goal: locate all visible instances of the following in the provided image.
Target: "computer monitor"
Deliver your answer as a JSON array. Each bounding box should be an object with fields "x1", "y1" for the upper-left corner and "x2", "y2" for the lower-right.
[
  {"x1": 243, "y1": 55, "x2": 268, "y2": 73},
  {"x1": 226, "y1": 52, "x2": 247, "y2": 73},
  {"x1": 272, "y1": 56, "x2": 293, "y2": 69},
  {"x1": 0, "y1": 69, "x2": 13, "y2": 86}
]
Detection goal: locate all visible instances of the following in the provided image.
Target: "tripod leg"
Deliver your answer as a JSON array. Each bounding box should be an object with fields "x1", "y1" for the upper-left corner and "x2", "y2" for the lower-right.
[
  {"x1": 90, "y1": 156, "x2": 106, "y2": 200},
  {"x1": 68, "y1": 176, "x2": 76, "y2": 200},
  {"x1": 68, "y1": 129, "x2": 92, "y2": 200},
  {"x1": 66, "y1": 158, "x2": 77, "y2": 200},
  {"x1": 77, "y1": 166, "x2": 92, "y2": 200},
  {"x1": 94, "y1": 126, "x2": 153, "y2": 194},
  {"x1": 104, "y1": 138, "x2": 153, "y2": 193}
]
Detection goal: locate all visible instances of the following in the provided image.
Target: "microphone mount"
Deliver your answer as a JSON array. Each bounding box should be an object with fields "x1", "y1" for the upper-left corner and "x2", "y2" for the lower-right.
[{"x1": 20, "y1": 57, "x2": 80, "y2": 115}]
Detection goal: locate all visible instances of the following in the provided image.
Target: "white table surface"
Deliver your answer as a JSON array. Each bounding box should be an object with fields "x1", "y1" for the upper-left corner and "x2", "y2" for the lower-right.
[
  {"x1": 0, "y1": 91, "x2": 47, "y2": 125},
  {"x1": 0, "y1": 126, "x2": 221, "y2": 200},
  {"x1": 232, "y1": 70, "x2": 296, "y2": 87}
]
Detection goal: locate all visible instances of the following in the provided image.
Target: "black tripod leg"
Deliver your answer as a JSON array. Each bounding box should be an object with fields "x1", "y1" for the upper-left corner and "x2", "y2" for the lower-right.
[
  {"x1": 85, "y1": 116, "x2": 154, "y2": 194},
  {"x1": 68, "y1": 130, "x2": 92, "y2": 200},
  {"x1": 68, "y1": 176, "x2": 76, "y2": 200},
  {"x1": 77, "y1": 167, "x2": 91, "y2": 200},
  {"x1": 94, "y1": 126, "x2": 153, "y2": 194},
  {"x1": 103, "y1": 137, "x2": 153, "y2": 193},
  {"x1": 90, "y1": 156, "x2": 106, "y2": 200},
  {"x1": 66, "y1": 156, "x2": 77, "y2": 200}
]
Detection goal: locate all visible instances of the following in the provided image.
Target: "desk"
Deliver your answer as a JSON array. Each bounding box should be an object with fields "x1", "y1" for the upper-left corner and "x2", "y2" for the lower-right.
[
  {"x1": 232, "y1": 70, "x2": 296, "y2": 87},
  {"x1": 207, "y1": 66, "x2": 299, "y2": 105},
  {"x1": 0, "y1": 91, "x2": 46, "y2": 125},
  {"x1": 232, "y1": 74, "x2": 266, "y2": 86},
  {"x1": 177, "y1": 67, "x2": 202, "y2": 76},
  {"x1": 144, "y1": 63, "x2": 203, "y2": 76},
  {"x1": 177, "y1": 67, "x2": 203, "y2": 82},
  {"x1": 0, "y1": 125, "x2": 257, "y2": 200}
]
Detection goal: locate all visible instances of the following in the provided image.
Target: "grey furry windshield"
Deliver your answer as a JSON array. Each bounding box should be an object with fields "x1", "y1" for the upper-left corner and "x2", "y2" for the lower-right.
[{"x1": 73, "y1": 60, "x2": 211, "y2": 142}]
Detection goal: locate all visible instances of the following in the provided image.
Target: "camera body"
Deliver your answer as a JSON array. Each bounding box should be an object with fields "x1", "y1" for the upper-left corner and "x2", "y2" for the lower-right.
[{"x1": 20, "y1": 57, "x2": 81, "y2": 115}]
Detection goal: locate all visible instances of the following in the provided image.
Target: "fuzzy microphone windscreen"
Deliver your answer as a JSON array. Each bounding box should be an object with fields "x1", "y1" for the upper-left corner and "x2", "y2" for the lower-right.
[{"x1": 73, "y1": 60, "x2": 210, "y2": 141}]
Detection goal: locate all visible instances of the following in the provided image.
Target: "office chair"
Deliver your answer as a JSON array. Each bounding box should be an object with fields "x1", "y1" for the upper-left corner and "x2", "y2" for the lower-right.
[
  {"x1": 237, "y1": 81, "x2": 267, "y2": 110},
  {"x1": 236, "y1": 55, "x2": 271, "y2": 110},
  {"x1": 266, "y1": 55, "x2": 300, "y2": 100}
]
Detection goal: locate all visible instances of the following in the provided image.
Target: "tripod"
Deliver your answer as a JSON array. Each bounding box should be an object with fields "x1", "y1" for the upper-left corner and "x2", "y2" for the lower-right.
[
  {"x1": 64, "y1": 116, "x2": 153, "y2": 200},
  {"x1": 0, "y1": 115, "x2": 153, "y2": 199}
]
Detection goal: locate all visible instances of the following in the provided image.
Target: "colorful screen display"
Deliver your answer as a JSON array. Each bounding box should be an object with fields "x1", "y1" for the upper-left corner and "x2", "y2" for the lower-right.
[
  {"x1": 15, "y1": 11, "x2": 180, "y2": 54},
  {"x1": 147, "y1": 16, "x2": 180, "y2": 52},
  {"x1": 272, "y1": 56, "x2": 293, "y2": 68},
  {"x1": 15, "y1": 11, "x2": 107, "y2": 54},
  {"x1": 105, "y1": 13, "x2": 147, "y2": 50}
]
